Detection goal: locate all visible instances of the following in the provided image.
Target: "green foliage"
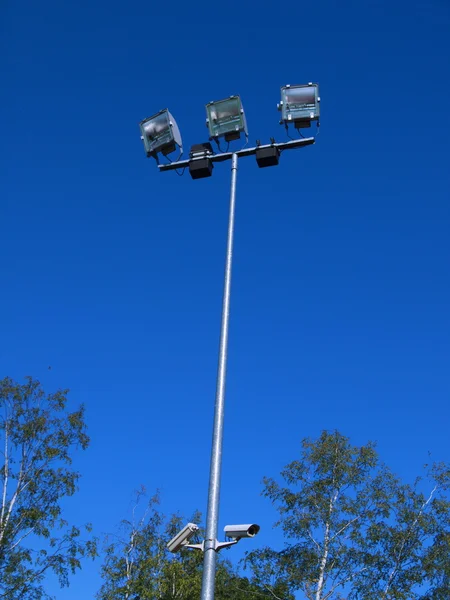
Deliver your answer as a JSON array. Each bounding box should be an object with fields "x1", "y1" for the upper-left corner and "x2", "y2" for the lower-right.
[
  {"x1": 0, "y1": 377, "x2": 97, "y2": 600},
  {"x1": 245, "y1": 430, "x2": 450, "y2": 600},
  {"x1": 97, "y1": 488, "x2": 291, "y2": 600}
]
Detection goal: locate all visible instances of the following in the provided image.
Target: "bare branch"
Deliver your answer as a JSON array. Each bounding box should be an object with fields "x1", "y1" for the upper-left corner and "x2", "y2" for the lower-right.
[
  {"x1": 382, "y1": 484, "x2": 438, "y2": 598},
  {"x1": 308, "y1": 529, "x2": 321, "y2": 551},
  {"x1": 262, "y1": 584, "x2": 286, "y2": 600},
  {"x1": 8, "y1": 526, "x2": 36, "y2": 551},
  {"x1": 330, "y1": 515, "x2": 361, "y2": 542},
  {"x1": 323, "y1": 567, "x2": 368, "y2": 600}
]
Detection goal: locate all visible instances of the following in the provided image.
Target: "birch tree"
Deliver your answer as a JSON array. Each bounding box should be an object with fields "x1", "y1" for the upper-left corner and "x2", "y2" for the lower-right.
[
  {"x1": 96, "y1": 490, "x2": 196, "y2": 600},
  {"x1": 0, "y1": 376, "x2": 97, "y2": 599},
  {"x1": 245, "y1": 431, "x2": 450, "y2": 600}
]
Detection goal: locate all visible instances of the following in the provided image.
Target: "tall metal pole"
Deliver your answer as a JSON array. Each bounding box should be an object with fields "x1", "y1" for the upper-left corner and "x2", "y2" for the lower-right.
[
  {"x1": 158, "y1": 136, "x2": 314, "y2": 597},
  {"x1": 201, "y1": 153, "x2": 239, "y2": 600}
]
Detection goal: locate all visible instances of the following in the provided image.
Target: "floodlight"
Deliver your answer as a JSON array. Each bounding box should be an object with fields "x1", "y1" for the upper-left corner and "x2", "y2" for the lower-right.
[
  {"x1": 278, "y1": 83, "x2": 320, "y2": 128},
  {"x1": 139, "y1": 109, "x2": 183, "y2": 158},
  {"x1": 206, "y1": 96, "x2": 248, "y2": 142},
  {"x1": 189, "y1": 142, "x2": 214, "y2": 179}
]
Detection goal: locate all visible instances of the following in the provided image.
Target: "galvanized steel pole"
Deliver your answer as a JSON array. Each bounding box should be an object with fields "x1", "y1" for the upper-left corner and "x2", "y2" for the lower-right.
[
  {"x1": 200, "y1": 153, "x2": 239, "y2": 600},
  {"x1": 157, "y1": 137, "x2": 315, "y2": 598}
]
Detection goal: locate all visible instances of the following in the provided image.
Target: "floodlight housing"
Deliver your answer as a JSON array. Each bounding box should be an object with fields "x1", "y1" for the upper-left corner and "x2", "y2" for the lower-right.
[
  {"x1": 278, "y1": 83, "x2": 320, "y2": 128},
  {"x1": 140, "y1": 109, "x2": 183, "y2": 157},
  {"x1": 206, "y1": 96, "x2": 248, "y2": 142}
]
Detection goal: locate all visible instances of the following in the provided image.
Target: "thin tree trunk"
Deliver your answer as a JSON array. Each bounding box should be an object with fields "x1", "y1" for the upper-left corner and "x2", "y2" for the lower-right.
[
  {"x1": 0, "y1": 420, "x2": 9, "y2": 543},
  {"x1": 315, "y1": 520, "x2": 330, "y2": 600},
  {"x1": 315, "y1": 488, "x2": 339, "y2": 600}
]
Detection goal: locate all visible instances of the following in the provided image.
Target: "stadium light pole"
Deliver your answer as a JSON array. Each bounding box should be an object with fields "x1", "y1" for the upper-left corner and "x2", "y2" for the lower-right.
[
  {"x1": 160, "y1": 139, "x2": 314, "y2": 600},
  {"x1": 140, "y1": 86, "x2": 319, "y2": 600}
]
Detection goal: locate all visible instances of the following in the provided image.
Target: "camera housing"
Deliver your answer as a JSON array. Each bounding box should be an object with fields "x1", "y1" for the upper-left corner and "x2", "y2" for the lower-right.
[
  {"x1": 167, "y1": 523, "x2": 200, "y2": 553},
  {"x1": 223, "y1": 524, "x2": 260, "y2": 540}
]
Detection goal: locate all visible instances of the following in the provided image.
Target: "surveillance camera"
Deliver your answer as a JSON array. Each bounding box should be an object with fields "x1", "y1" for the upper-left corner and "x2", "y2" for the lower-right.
[
  {"x1": 224, "y1": 524, "x2": 260, "y2": 540},
  {"x1": 167, "y1": 523, "x2": 199, "y2": 553}
]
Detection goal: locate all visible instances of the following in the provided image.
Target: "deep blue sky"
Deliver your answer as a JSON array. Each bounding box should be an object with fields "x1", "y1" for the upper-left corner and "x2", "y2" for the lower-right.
[{"x1": 2, "y1": 0, "x2": 450, "y2": 597}]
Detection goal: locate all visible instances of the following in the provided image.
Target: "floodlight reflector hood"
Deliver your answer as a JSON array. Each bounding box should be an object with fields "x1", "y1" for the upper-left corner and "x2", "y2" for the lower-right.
[
  {"x1": 279, "y1": 83, "x2": 320, "y2": 128},
  {"x1": 140, "y1": 109, "x2": 183, "y2": 157},
  {"x1": 206, "y1": 96, "x2": 248, "y2": 141}
]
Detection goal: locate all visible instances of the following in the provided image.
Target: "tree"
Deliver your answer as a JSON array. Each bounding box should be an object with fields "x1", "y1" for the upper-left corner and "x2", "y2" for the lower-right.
[
  {"x1": 0, "y1": 376, "x2": 97, "y2": 599},
  {"x1": 245, "y1": 430, "x2": 450, "y2": 600},
  {"x1": 97, "y1": 488, "x2": 291, "y2": 600},
  {"x1": 97, "y1": 489, "x2": 193, "y2": 600}
]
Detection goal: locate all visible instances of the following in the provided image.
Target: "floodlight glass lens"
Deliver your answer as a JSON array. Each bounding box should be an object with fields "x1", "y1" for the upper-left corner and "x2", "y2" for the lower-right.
[
  {"x1": 143, "y1": 112, "x2": 169, "y2": 139},
  {"x1": 206, "y1": 96, "x2": 246, "y2": 140},
  {"x1": 285, "y1": 87, "x2": 316, "y2": 107},
  {"x1": 213, "y1": 99, "x2": 240, "y2": 121}
]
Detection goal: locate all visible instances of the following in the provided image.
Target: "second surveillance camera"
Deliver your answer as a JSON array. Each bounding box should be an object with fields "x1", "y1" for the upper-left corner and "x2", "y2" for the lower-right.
[
  {"x1": 167, "y1": 523, "x2": 199, "y2": 553},
  {"x1": 224, "y1": 524, "x2": 260, "y2": 540}
]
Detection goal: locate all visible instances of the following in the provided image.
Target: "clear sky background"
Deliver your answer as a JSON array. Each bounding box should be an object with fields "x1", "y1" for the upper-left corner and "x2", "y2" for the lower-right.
[{"x1": 2, "y1": 0, "x2": 450, "y2": 597}]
